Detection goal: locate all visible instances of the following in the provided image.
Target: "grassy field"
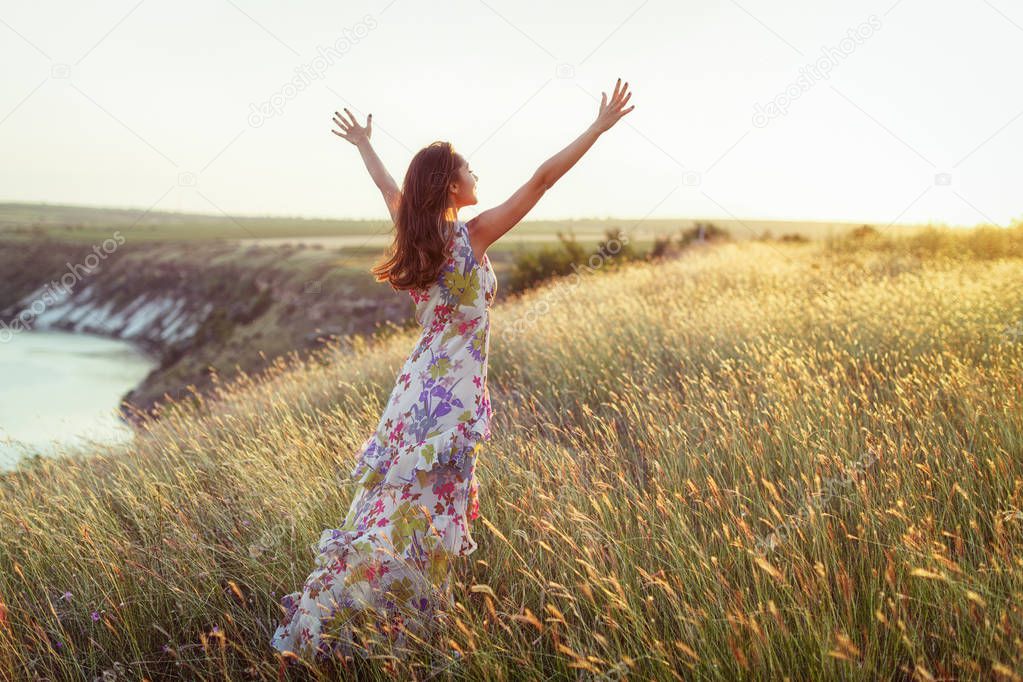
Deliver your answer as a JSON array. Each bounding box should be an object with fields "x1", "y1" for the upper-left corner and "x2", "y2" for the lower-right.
[{"x1": 1, "y1": 224, "x2": 1021, "y2": 680}]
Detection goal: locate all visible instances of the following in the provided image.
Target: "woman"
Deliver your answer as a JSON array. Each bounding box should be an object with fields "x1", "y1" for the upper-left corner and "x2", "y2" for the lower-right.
[{"x1": 270, "y1": 78, "x2": 635, "y2": 665}]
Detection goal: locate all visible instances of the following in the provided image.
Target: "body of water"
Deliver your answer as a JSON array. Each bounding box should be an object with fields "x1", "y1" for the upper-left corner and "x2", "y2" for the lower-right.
[{"x1": 0, "y1": 330, "x2": 156, "y2": 471}]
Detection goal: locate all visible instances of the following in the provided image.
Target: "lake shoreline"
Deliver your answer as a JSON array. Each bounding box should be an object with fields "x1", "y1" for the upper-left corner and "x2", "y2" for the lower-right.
[
  {"x1": 0, "y1": 236, "x2": 418, "y2": 425},
  {"x1": 0, "y1": 329, "x2": 156, "y2": 473}
]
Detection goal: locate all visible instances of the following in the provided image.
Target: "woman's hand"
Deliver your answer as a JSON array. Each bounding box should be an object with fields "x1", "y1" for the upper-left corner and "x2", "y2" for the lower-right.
[
  {"x1": 591, "y1": 78, "x2": 635, "y2": 134},
  {"x1": 336, "y1": 107, "x2": 401, "y2": 221},
  {"x1": 332, "y1": 108, "x2": 372, "y2": 147}
]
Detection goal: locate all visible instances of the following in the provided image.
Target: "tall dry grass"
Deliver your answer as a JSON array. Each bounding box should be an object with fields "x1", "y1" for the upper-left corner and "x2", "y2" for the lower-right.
[{"x1": 1, "y1": 225, "x2": 1022, "y2": 680}]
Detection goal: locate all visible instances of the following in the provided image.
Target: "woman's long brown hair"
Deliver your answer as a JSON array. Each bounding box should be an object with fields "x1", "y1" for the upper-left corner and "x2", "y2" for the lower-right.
[{"x1": 371, "y1": 141, "x2": 464, "y2": 292}]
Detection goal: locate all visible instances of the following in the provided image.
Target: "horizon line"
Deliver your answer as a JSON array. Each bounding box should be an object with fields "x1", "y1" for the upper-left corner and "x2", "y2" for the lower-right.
[{"x1": 0, "y1": 199, "x2": 1005, "y2": 230}]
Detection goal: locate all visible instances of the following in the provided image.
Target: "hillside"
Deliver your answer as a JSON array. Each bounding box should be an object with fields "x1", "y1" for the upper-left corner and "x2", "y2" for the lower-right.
[
  {"x1": 0, "y1": 225, "x2": 1021, "y2": 680},
  {"x1": 0, "y1": 238, "x2": 419, "y2": 418}
]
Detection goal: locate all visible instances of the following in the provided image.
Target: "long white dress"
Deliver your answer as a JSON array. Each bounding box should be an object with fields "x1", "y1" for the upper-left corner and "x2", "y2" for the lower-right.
[{"x1": 269, "y1": 218, "x2": 497, "y2": 663}]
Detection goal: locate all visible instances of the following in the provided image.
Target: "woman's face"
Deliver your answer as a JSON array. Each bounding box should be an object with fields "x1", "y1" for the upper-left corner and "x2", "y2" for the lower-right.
[{"x1": 449, "y1": 157, "x2": 478, "y2": 208}]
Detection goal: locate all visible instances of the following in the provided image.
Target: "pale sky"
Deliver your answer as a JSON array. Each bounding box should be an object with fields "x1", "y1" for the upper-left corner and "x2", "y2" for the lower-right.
[{"x1": 1, "y1": 0, "x2": 1020, "y2": 227}]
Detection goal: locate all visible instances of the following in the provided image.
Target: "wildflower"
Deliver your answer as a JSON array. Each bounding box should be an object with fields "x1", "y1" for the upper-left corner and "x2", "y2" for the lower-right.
[
  {"x1": 91, "y1": 611, "x2": 100, "y2": 622},
  {"x1": 62, "y1": 591, "x2": 72, "y2": 602}
]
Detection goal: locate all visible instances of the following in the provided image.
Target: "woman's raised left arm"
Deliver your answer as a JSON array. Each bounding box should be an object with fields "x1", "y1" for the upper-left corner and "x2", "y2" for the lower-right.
[{"x1": 332, "y1": 108, "x2": 402, "y2": 223}]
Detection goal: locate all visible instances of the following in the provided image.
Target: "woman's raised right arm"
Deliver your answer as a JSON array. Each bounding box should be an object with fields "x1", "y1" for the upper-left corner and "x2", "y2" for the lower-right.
[{"x1": 467, "y1": 78, "x2": 634, "y2": 253}]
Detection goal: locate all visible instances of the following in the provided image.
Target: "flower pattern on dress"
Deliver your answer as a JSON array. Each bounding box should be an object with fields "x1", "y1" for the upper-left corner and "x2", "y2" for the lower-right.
[{"x1": 270, "y1": 219, "x2": 497, "y2": 663}]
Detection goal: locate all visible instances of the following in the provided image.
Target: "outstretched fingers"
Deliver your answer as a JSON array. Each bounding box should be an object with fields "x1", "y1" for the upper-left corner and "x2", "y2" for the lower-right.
[
  {"x1": 588, "y1": 78, "x2": 635, "y2": 132},
  {"x1": 613, "y1": 82, "x2": 630, "y2": 108},
  {"x1": 331, "y1": 115, "x2": 352, "y2": 142}
]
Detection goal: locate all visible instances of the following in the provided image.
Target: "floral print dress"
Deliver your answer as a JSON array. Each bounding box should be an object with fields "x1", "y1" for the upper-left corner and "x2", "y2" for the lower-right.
[{"x1": 270, "y1": 218, "x2": 497, "y2": 663}]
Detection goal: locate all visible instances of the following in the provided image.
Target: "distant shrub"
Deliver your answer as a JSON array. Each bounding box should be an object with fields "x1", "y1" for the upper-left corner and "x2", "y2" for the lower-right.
[
  {"x1": 648, "y1": 234, "x2": 679, "y2": 260},
  {"x1": 679, "y1": 221, "x2": 730, "y2": 247},
  {"x1": 778, "y1": 233, "x2": 809, "y2": 243},
  {"x1": 750, "y1": 229, "x2": 808, "y2": 244},
  {"x1": 595, "y1": 227, "x2": 637, "y2": 262},
  {"x1": 506, "y1": 228, "x2": 640, "y2": 293},
  {"x1": 647, "y1": 222, "x2": 732, "y2": 262},
  {"x1": 850, "y1": 224, "x2": 880, "y2": 239},
  {"x1": 506, "y1": 232, "x2": 587, "y2": 293}
]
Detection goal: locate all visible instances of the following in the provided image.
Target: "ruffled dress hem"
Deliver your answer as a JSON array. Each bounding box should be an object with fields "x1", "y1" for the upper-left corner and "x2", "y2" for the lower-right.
[{"x1": 349, "y1": 419, "x2": 491, "y2": 490}]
